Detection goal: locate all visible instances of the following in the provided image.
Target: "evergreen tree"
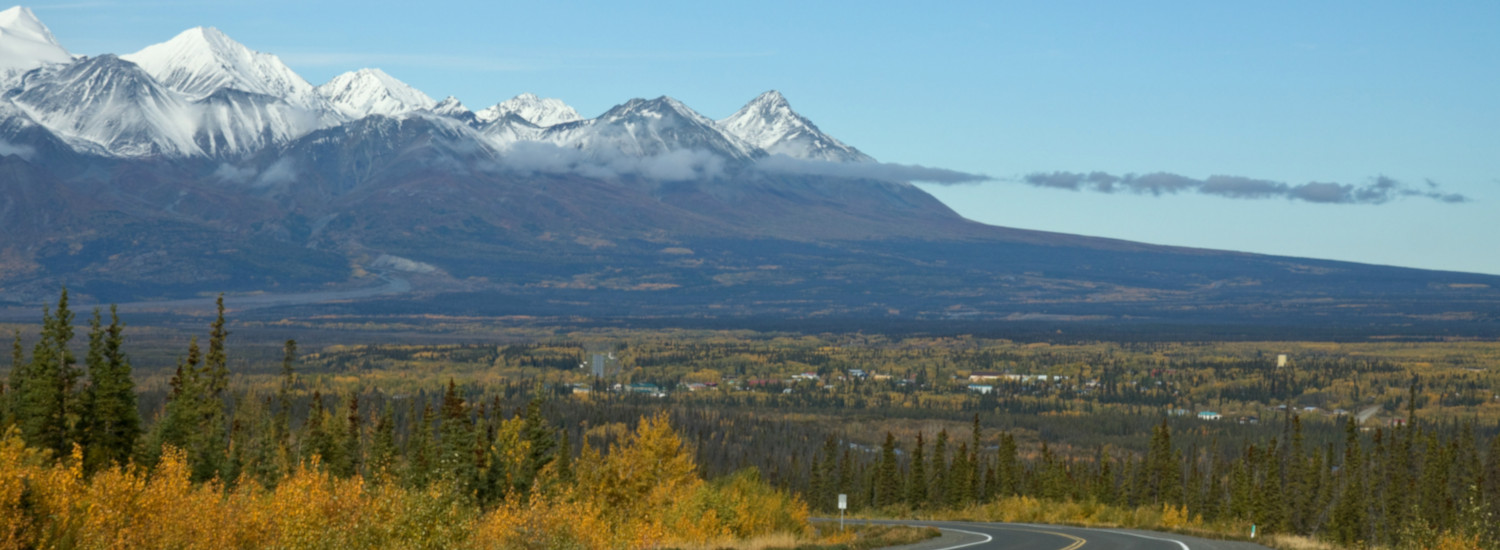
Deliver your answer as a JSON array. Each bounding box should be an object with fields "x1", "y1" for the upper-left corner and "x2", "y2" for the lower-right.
[
  {"x1": 141, "y1": 338, "x2": 201, "y2": 470},
  {"x1": 1146, "y1": 419, "x2": 1179, "y2": 504},
  {"x1": 516, "y1": 391, "x2": 557, "y2": 496},
  {"x1": 997, "y1": 431, "x2": 1018, "y2": 496},
  {"x1": 274, "y1": 340, "x2": 296, "y2": 449},
  {"x1": 930, "y1": 429, "x2": 949, "y2": 507},
  {"x1": 1330, "y1": 418, "x2": 1368, "y2": 546},
  {"x1": 1255, "y1": 438, "x2": 1287, "y2": 533},
  {"x1": 301, "y1": 391, "x2": 330, "y2": 465},
  {"x1": 333, "y1": 394, "x2": 361, "y2": 478},
  {"x1": 437, "y1": 381, "x2": 478, "y2": 494},
  {"x1": 1417, "y1": 430, "x2": 1453, "y2": 530},
  {"x1": 1482, "y1": 434, "x2": 1500, "y2": 545},
  {"x1": 405, "y1": 403, "x2": 436, "y2": 489},
  {"x1": 554, "y1": 428, "x2": 573, "y2": 485},
  {"x1": 816, "y1": 436, "x2": 839, "y2": 511},
  {"x1": 874, "y1": 431, "x2": 901, "y2": 508},
  {"x1": 948, "y1": 441, "x2": 972, "y2": 508},
  {"x1": 970, "y1": 414, "x2": 983, "y2": 500},
  {"x1": 907, "y1": 432, "x2": 927, "y2": 507},
  {"x1": 243, "y1": 397, "x2": 282, "y2": 489},
  {"x1": 78, "y1": 306, "x2": 140, "y2": 474},
  {"x1": 4, "y1": 330, "x2": 21, "y2": 428},
  {"x1": 368, "y1": 403, "x2": 399, "y2": 480},
  {"x1": 15, "y1": 290, "x2": 78, "y2": 456}
]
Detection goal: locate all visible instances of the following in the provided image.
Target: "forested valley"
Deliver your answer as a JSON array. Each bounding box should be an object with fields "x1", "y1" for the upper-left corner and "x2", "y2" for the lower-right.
[{"x1": 3, "y1": 290, "x2": 1499, "y2": 549}]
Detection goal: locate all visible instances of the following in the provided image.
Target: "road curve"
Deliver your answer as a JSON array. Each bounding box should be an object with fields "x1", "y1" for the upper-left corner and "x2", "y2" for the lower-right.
[{"x1": 831, "y1": 519, "x2": 1270, "y2": 550}]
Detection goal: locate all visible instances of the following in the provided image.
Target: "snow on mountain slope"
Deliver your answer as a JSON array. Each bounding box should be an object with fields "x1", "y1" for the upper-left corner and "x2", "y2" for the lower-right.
[
  {"x1": 478, "y1": 112, "x2": 545, "y2": 148},
  {"x1": 718, "y1": 90, "x2": 870, "y2": 163},
  {"x1": 122, "y1": 27, "x2": 324, "y2": 110},
  {"x1": 8, "y1": 55, "x2": 201, "y2": 157},
  {"x1": 541, "y1": 96, "x2": 757, "y2": 160},
  {"x1": 316, "y1": 68, "x2": 435, "y2": 119},
  {"x1": 476, "y1": 93, "x2": 581, "y2": 127},
  {"x1": 192, "y1": 88, "x2": 321, "y2": 157},
  {"x1": 431, "y1": 96, "x2": 469, "y2": 117},
  {"x1": 0, "y1": 6, "x2": 72, "y2": 85}
]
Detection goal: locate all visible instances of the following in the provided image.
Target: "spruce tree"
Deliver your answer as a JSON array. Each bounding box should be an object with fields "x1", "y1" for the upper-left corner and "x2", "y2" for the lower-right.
[
  {"x1": 1255, "y1": 438, "x2": 1287, "y2": 533},
  {"x1": 4, "y1": 330, "x2": 21, "y2": 428},
  {"x1": 875, "y1": 431, "x2": 901, "y2": 508},
  {"x1": 79, "y1": 306, "x2": 140, "y2": 474},
  {"x1": 274, "y1": 339, "x2": 296, "y2": 449},
  {"x1": 997, "y1": 431, "x2": 1018, "y2": 496},
  {"x1": 243, "y1": 397, "x2": 282, "y2": 489},
  {"x1": 368, "y1": 403, "x2": 399, "y2": 481},
  {"x1": 405, "y1": 403, "x2": 436, "y2": 489},
  {"x1": 818, "y1": 435, "x2": 839, "y2": 511},
  {"x1": 1481, "y1": 434, "x2": 1500, "y2": 545},
  {"x1": 437, "y1": 381, "x2": 477, "y2": 494},
  {"x1": 338, "y1": 394, "x2": 362, "y2": 478},
  {"x1": 193, "y1": 296, "x2": 230, "y2": 481},
  {"x1": 948, "y1": 442, "x2": 972, "y2": 508},
  {"x1": 970, "y1": 414, "x2": 983, "y2": 501},
  {"x1": 517, "y1": 391, "x2": 557, "y2": 496},
  {"x1": 141, "y1": 338, "x2": 200, "y2": 469},
  {"x1": 930, "y1": 429, "x2": 949, "y2": 507},
  {"x1": 1330, "y1": 418, "x2": 1367, "y2": 546},
  {"x1": 908, "y1": 432, "x2": 927, "y2": 507},
  {"x1": 16, "y1": 290, "x2": 78, "y2": 456},
  {"x1": 301, "y1": 390, "x2": 329, "y2": 465}
]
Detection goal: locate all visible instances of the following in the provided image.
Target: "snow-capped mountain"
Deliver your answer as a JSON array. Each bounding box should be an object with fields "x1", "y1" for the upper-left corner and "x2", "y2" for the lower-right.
[
  {"x1": 541, "y1": 96, "x2": 757, "y2": 161},
  {"x1": 0, "y1": 6, "x2": 71, "y2": 85},
  {"x1": 192, "y1": 88, "x2": 321, "y2": 157},
  {"x1": 718, "y1": 90, "x2": 871, "y2": 163},
  {"x1": 476, "y1": 93, "x2": 581, "y2": 127},
  {"x1": 317, "y1": 68, "x2": 435, "y2": 120},
  {"x1": 0, "y1": 7, "x2": 877, "y2": 169},
  {"x1": 122, "y1": 27, "x2": 324, "y2": 110},
  {"x1": 7, "y1": 54, "x2": 201, "y2": 157}
]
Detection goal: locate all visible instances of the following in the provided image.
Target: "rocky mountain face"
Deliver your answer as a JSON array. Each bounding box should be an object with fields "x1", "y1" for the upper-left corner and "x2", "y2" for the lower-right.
[{"x1": 1, "y1": 7, "x2": 1496, "y2": 332}]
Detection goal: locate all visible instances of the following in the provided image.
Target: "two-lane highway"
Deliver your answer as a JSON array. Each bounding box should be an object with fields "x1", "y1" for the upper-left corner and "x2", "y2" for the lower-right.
[{"x1": 832, "y1": 519, "x2": 1271, "y2": 550}]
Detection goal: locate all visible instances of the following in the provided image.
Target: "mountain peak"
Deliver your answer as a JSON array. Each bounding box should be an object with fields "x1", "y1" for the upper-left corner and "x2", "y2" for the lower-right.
[
  {"x1": 317, "y1": 68, "x2": 436, "y2": 119},
  {"x1": 0, "y1": 5, "x2": 71, "y2": 80},
  {"x1": 718, "y1": 90, "x2": 871, "y2": 163},
  {"x1": 749, "y1": 89, "x2": 788, "y2": 106},
  {"x1": 121, "y1": 25, "x2": 320, "y2": 107},
  {"x1": 476, "y1": 93, "x2": 581, "y2": 127}
]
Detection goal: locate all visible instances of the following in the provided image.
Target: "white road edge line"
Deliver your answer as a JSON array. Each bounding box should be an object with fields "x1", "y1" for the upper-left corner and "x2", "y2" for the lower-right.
[
  {"x1": 931, "y1": 528, "x2": 994, "y2": 550},
  {"x1": 1104, "y1": 529, "x2": 1191, "y2": 550}
]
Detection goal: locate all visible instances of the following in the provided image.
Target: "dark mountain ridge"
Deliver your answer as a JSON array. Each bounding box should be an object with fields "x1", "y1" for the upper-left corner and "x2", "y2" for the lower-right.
[{"x1": 0, "y1": 11, "x2": 1496, "y2": 334}]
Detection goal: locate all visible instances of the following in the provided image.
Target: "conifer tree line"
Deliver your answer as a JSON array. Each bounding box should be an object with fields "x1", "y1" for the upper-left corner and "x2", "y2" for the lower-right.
[
  {"x1": 4, "y1": 288, "x2": 140, "y2": 476},
  {"x1": 797, "y1": 411, "x2": 1500, "y2": 548},
  {"x1": 0, "y1": 291, "x2": 581, "y2": 507}
]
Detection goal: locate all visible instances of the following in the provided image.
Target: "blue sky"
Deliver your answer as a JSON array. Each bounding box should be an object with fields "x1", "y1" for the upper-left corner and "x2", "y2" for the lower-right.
[{"x1": 28, "y1": 0, "x2": 1500, "y2": 274}]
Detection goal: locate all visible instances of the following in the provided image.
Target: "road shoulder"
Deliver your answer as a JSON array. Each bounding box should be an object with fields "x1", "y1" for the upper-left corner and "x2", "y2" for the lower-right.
[{"x1": 874, "y1": 525, "x2": 989, "y2": 550}]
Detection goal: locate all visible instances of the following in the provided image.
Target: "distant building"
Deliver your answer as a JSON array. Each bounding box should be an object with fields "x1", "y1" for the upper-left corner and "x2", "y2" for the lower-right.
[
  {"x1": 1169, "y1": 408, "x2": 1191, "y2": 416},
  {"x1": 626, "y1": 383, "x2": 665, "y2": 397},
  {"x1": 1198, "y1": 411, "x2": 1222, "y2": 421},
  {"x1": 967, "y1": 384, "x2": 994, "y2": 394},
  {"x1": 968, "y1": 371, "x2": 1004, "y2": 382}
]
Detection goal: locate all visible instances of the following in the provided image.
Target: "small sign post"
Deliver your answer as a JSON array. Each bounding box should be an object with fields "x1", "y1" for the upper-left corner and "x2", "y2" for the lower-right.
[{"x1": 838, "y1": 494, "x2": 847, "y2": 530}]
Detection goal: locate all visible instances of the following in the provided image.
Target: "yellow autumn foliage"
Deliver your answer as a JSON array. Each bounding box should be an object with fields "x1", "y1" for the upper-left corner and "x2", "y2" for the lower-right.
[
  {"x1": 473, "y1": 412, "x2": 808, "y2": 549},
  {"x1": 0, "y1": 415, "x2": 806, "y2": 550}
]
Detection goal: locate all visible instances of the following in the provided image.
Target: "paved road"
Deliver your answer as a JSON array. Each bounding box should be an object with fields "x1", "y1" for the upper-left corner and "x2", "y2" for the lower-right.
[{"x1": 832, "y1": 519, "x2": 1269, "y2": 550}]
